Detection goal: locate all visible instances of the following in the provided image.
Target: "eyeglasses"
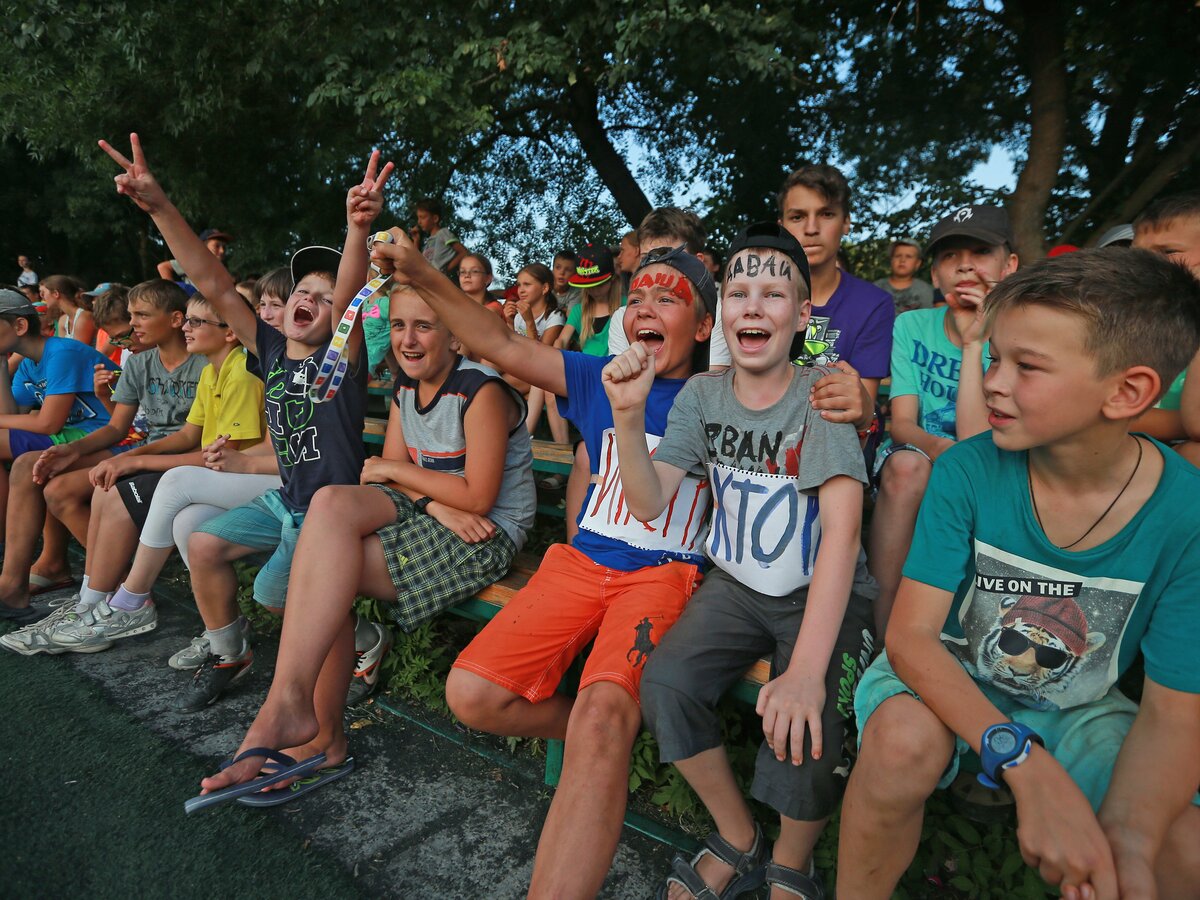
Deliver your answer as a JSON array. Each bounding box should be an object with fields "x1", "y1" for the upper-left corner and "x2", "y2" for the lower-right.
[
  {"x1": 458, "y1": 269, "x2": 488, "y2": 277},
  {"x1": 183, "y1": 315, "x2": 228, "y2": 329},
  {"x1": 996, "y1": 628, "x2": 1070, "y2": 670},
  {"x1": 106, "y1": 330, "x2": 134, "y2": 348}
]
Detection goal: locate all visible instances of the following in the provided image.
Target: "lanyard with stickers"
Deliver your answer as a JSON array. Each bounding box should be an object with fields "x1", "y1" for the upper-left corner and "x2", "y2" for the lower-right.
[{"x1": 308, "y1": 231, "x2": 393, "y2": 403}]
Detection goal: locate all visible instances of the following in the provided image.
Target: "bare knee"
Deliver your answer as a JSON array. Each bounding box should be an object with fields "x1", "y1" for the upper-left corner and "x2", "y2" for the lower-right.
[
  {"x1": 446, "y1": 669, "x2": 518, "y2": 729},
  {"x1": 566, "y1": 683, "x2": 641, "y2": 751},
  {"x1": 188, "y1": 531, "x2": 234, "y2": 568},
  {"x1": 855, "y1": 696, "x2": 954, "y2": 802},
  {"x1": 879, "y1": 451, "x2": 932, "y2": 503},
  {"x1": 306, "y1": 484, "x2": 365, "y2": 524}
]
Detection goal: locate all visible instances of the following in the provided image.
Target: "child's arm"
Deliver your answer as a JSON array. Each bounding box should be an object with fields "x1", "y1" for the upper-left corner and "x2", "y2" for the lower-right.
[
  {"x1": 757, "y1": 474, "x2": 861, "y2": 765},
  {"x1": 888, "y1": 578, "x2": 1118, "y2": 897},
  {"x1": 809, "y1": 361, "x2": 870, "y2": 430},
  {"x1": 30, "y1": 403, "x2": 137, "y2": 483},
  {"x1": 1099, "y1": 678, "x2": 1200, "y2": 898},
  {"x1": 202, "y1": 434, "x2": 279, "y2": 474},
  {"x1": 87, "y1": 423, "x2": 203, "y2": 489},
  {"x1": 72, "y1": 311, "x2": 97, "y2": 348},
  {"x1": 888, "y1": 395, "x2": 954, "y2": 458},
  {"x1": 444, "y1": 241, "x2": 469, "y2": 277},
  {"x1": 1131, "y1": 407, "x2": 1186, "y2": 442},
  {"x1": 93, "y1": 364, "x2": 118, "y2": 413},
  {"x1": 333, "y1": 151, "x2": 394, "y2": 358},
  {"x1": 0, "y1": 361, "x2": 81, "y2": 435},
  {"x1": 952, "y1": 279, "x2": 992, "y2": 440},
  {"x1": 1179, "y1": 351, "x2": 1200, "y2": 440},
  {"x1": 98, "y1": 134, "x2": 258, "y2": 354},
  {"x1": 372, "y1": 232, "x2": 568, "y2": 397},
  {"x1": 601, "y1": 343, "x2": 689, "y2": 519}
]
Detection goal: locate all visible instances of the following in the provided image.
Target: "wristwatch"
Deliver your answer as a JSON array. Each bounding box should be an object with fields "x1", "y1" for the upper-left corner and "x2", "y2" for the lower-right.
[
  {"x1": 414, "y1": 496, "x2": 433, "y2": 514},
  {"x1": 977, "y1": 722, "x2": 1043, "y2": 789}
]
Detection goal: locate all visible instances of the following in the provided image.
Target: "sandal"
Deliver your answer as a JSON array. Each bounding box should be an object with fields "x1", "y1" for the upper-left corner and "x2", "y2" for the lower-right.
[
  {"x1": 656, "y1": 824, "x2": 767, "y2": 899},
  {"x1": 764, "y1": 860, "x2": 825, "y2": 899}
]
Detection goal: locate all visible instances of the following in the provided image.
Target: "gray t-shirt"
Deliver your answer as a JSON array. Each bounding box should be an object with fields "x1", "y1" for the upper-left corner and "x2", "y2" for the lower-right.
[
  {"x1": 653, "y1": 367, "x2": 867, "y2": 596},
  {"x1": 111, "y1": 348, "x2": 205, "y2": 442},
  {"x1": 874, "y1": 277, "x2": 935, "y2": 315},
  {"x1": 422, "y1": 229, "x2": 459, "y2": 273}
]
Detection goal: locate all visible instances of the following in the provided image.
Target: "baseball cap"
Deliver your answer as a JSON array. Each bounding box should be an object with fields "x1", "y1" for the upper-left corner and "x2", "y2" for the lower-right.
[
  {"x1": 1096, "y1": 224, "x2": 1134, "y2": 248},
  {"x1": 633, "y1": 245, "x2": 718, "y2": 316},
  {"x1": 569, "y1": 243, "x2": 615, "y2": 289},
  {"x1": 199, "y1": 228, "x2": 233, "y2": 243},
  {"x1": 726, "y1": 221, "x2": 812, "y2": 295},
  {"x1": 0, "y1": 287, "x2": 40, "y2": 316},
  {"x1": 926, "y1": 204, "x2": 1015, "y2": 258},
  {"x1": 84, "y1": 282, "x2": 114, "y2": 297},
  {"x1": 290, "y1": 246, "x2": 342, "y2": 287}
]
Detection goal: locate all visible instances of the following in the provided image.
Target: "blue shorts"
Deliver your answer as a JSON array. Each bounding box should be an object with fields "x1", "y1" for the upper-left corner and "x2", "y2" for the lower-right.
[
  {"x1": 855, "y1": 652, "x2": 1200, "y2": 811},
  {"x1": 195, "y1": 489, "x2": 305, "y2": 609},
  {"x1": 7, "y1": 429, "x2": 54, "y2": 457}
]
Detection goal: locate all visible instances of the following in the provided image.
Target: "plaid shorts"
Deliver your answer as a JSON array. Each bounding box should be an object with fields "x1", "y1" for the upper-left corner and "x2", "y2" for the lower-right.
[{"x1": 370, "y1": 486, "x2": 517, "y2": 632}]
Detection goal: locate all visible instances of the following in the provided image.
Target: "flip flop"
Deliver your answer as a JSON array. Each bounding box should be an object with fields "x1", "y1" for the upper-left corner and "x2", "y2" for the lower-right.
[
  {"x1": 235, "y1": 757, "x2": 356, "y2": 807},
  {"x1": 0, "y1": 603, "x2": 48, "y2": 625},
  {"x1": 183, "y1": 748, "x2": 328, "y2": 814},
  {"x1": 28, "y1": 575, "x2": 75, "y2": 596}
]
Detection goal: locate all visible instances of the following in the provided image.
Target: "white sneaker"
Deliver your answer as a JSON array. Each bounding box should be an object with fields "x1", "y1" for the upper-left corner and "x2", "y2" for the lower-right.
[
  {"x1": 168, "y1": 617, "x2": 250, "y2": 670},
  {"x1": 47, "y1": 598, "x2": 157, "y2": 653},
  {"x1": 0, "y1": 600, "x2": 84, "y2": 656},
  {"x1": 345, "y1": 621, "x2": 393, "y2": 705}
]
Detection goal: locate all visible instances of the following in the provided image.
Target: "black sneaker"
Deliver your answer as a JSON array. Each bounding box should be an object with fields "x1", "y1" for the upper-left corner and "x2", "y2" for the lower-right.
[{"x1": 176, "y1": 650, "x2": 253, "y2": 713}]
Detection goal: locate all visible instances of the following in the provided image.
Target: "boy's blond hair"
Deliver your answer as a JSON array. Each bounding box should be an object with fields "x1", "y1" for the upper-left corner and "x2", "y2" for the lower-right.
[
  {"x1": 985, "y1": 248, "x2": 1200, "y2": 394},
  {"x1": 128, "y1": 279, "x2": 188, "y2": 315}
]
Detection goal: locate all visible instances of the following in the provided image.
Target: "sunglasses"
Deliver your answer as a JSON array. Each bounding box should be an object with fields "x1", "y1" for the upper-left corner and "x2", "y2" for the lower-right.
[
  {"x1": 997, "y1": 628, "x2": 1070, "y2": 669},
  {"x1": 183, "y1": 315, "x2": 228, "y2": 330}
]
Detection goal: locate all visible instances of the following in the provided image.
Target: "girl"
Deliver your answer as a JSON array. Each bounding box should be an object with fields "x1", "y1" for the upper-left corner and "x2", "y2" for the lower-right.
[
  {"x1": 458, "y1": 253, "x2": 504, "y2": 317},
  {"x1": 252, "y1": 267, "x2": 290, "y2": 332},
  {"x1": 503, "y1": 263, "x2": 565, "y2": 436},
  {"x1": 47, "y1": 276, "x2": 97, "y2": 347},
  {"x1": 194, "y1": 280, "x2": 536, "y2": 805}
]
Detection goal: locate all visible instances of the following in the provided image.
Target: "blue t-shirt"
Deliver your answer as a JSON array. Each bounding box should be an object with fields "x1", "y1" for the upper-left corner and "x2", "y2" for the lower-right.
[
  {"x1": 904, "y1": 433, "x2": 1200, "y2": 711},
  {"x1": 254, "y1": 318, "x2": 367, "y2": 513},
  {"x1": 887, "y1": 307, "x2": 989, "y2": 442},
  {"x1": 792, "y1": 271, "x2": 895, "y2": 379},
  {"x1": 556, "y1": 352, "x2": 709, "y2": 572},
  {"x1": 13, "y1": 337, "x2": 116, "y2": 435}
]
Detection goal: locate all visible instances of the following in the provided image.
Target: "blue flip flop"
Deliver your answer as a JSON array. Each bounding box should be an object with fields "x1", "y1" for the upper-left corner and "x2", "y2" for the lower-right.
[
  {"x1": 235, "y1": 756, "x2": 356, "y2": 807},
  {"x1": 183, "y1": 748, "x2": 328, "y2": 814}
]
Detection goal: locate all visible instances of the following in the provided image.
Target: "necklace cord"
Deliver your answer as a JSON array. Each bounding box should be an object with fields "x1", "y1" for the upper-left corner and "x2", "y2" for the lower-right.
[{"x1": 1027, "y1": 437, "x2": 1143, "y2": 551}]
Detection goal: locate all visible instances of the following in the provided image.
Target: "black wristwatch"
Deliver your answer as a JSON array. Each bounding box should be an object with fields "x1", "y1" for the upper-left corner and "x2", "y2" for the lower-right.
[{"x1": 414, "y1": 496, "x2": 433, "y2": 514}]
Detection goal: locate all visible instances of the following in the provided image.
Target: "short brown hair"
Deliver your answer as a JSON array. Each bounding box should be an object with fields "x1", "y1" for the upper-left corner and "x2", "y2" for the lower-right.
[
  {"x1": 1133, "y1": 190, "x2": 1200, "y2": 235},
  {"x1": 91, "y1": 283, "x2": 131, "y2": 327},
  {"x1": 127, "y1": 279, "x2": 188, "y2": 315},
  {"x1": 776, "y1": 164, "x2": 852, "y2": 218},
  {"x1": 636, "y1": 208, "x2": 705, "y2": 255},
  {"x1": 985, "y1": 248, "x2": 1200, "y2": 394},
  {"x1": 253, "y1": 267, "x2": 292, "y2": 305}
]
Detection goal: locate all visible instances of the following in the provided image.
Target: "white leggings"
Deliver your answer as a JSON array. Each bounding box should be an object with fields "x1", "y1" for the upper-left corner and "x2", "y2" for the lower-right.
[{"x1": 139, "y1": 466, "x2": 282, "y2": 567}]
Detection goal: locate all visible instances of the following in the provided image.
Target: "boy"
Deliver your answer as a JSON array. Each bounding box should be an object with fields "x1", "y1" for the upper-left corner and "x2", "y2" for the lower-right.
[
  {"x1": 0, "y1": 287, "x2": 116, "y2": 622},
  {"x1": 552, "y1": 249, "x2": 582, "y2": 312},
  {"x1": 606, "y1": 223, "x2": 872, "y2": 900},
  {"x1": 838, "y1": 250, "x2": 1200, "y2": 900},
  {"x1": 94, "y1": 134, "x2": 383, "y2": 713},
  {"x1": 1130, "y1": 191, "x2": 1200, "y2": 452},
  {"x1": 409, "y1": 197, "x2": 467, "y2": 277},
  {"x1": 0, "y1": 279, "x2": 201, "y2": 628},
  {"x1": 369, "y1": 228, "x2": 715, "y2": 898},
  {"x1": 869, "y1": 205, "x2": 1019, "y2": 634},
  {"x1": 874, "y1": 238, "x2": 935, "y2": 314},
  {"x1": 3, "y1": 292, "x2": 265, "y2": 654}
]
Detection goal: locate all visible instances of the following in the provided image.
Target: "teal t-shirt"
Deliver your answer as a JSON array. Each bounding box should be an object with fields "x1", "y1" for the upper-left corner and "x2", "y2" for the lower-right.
[
  {"x1": 360, "y1": 293, "x2": 391, "y2": 371},
  {"x1": 887, "y1": 307, "x2": 988, "y2": 441},
  {"x1": 1155, "y1": 371, "x2": 1185, "y2": 411},
  {"x1": 565, "y1": 303, "x2": 612, "y2": 357},
  {"x1": 904, "y1": 433, "x2": 1200, "y2": 711}
]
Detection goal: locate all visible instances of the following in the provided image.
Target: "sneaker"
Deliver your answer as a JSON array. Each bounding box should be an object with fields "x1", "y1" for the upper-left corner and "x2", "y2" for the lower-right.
[
  {"x1": 176, "y1": 649, "x2": 253, "y2": 713},
  {"x1": 46, "y1": 598, "x2": 157, "y2": 654},
  {"x1": 345, "y1": 622, "x2": 393, "y2": 706},
  {"x1": 0, "y1": 600, "x2": 90, "y2": 656},
  {"x1": 168, "y1": 617, "x2": 251, "y2": 671}
]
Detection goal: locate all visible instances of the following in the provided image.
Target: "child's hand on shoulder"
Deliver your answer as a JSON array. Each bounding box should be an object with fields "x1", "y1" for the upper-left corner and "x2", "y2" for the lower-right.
[
  {"x1": 756, "y1": 667, "x2": 826, "y2": 766},
  {"x1": 602, "y1": 343, "x2": 656, "y2": 412},
  {"x1": 427, "y1": 502, "x2": 496, "y2": 543},
  {"x1": 98, "y1": 133, "x2": 168, "y2": 214},
  {"x1": 346, "y1": 150, "x2": 395, "y2": 229},
  {"x1": 810, "y1": 360, "x2": 867, "y2": 427}
]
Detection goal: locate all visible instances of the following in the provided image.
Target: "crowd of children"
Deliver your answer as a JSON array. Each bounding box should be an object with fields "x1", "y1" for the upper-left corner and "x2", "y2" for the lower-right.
[{"x1": 3, "y1": 133, "x2": 1199, "y2": 899}]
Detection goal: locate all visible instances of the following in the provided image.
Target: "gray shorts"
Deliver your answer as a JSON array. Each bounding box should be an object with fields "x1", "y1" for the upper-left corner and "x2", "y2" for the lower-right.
[{"x1": 641, "y1": 567, "x2": 875, "y2": 821}]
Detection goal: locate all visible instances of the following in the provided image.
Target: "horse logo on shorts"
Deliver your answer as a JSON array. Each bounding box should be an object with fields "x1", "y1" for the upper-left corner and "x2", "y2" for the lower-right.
[{"x1": 626, "y1": 617, "x2": 658, "y2": 668}]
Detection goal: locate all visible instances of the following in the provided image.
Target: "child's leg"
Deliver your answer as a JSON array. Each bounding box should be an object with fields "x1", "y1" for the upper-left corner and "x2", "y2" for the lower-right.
[
  {"x1": 83, "y1": 484, "x2": 140, "y2": 593},
  {"x1": 0, "y1": 430, "x2": 15, "y2": 542},
  {"x1": 866, "y1": 448, "x2": 932, "y2": 636},
  {"x1": 0, "y1": 451, "x2": 51, "y2": 610},
  {"x1": 44, "y1": 466, "x2": 102, "y2": 545},
  {"x1": 30, "y1": 512, "x2": 72, "y2": 583},
  {"x1": 837, "y1": 693, "x2": 955, "y2": 900},
  {"x1": 544, "y1": 393, "x2": 570, "y2": 444}
]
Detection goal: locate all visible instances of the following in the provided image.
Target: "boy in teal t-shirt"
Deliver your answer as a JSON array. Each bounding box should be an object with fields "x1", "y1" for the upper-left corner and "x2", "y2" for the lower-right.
[
  {"x1": 868, "y1": 205, "x2": 1018, "y2": 634},
  {"x1": 838, "y1": 249, "x2": 1200, "y2": 900}
]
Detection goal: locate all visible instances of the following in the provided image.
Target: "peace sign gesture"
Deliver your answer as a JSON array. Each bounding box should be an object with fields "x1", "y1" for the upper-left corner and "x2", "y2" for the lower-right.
[
  {"x1": 347, "y1": 149, "x2": 395, "y2": 229},
  {"x1": 98, "y1": 133, "x2": 168, "y2": 214}
]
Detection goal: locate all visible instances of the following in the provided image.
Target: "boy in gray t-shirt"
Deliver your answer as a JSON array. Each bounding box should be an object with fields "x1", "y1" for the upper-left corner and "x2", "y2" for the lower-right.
[
  {"x1": 412, "y1": 197, "x2": 467, "y2": 276},
  {"x1": 603, "y1": 223, "x2": 873, "y2": 898}
]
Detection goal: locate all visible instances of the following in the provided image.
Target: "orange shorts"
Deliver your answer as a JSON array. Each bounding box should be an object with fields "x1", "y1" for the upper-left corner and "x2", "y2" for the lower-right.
[{"x1": 452, "y1": 543, "x2": 701, "y2": 704}]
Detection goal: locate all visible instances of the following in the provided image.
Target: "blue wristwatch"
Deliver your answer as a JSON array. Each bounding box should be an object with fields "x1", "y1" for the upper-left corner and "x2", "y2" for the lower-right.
[{"x1": 977, "y1": 722, "x2": 1043, "y2": 789}]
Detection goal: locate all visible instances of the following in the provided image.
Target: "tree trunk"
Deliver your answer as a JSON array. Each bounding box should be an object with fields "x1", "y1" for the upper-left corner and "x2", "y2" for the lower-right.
[
  {"x1": 1005, "y1": 0, "x2": 1067, "y2": 262},
  {"x1": 562, "y1": 79, "x2": 652, "y2": 227}
]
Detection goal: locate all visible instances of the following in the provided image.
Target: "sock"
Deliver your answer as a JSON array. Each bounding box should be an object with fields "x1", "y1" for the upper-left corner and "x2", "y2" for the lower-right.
[
  {"x1": 205, "y1": 619, "x2": 247, "y2": 660},
  {"x1": 77, "y1": 578, "x2": 107, "y2": 613},
  {"x1": 109, "y1": 585, "x2": 150, "y2": 611},
  {"x1": 353, "y1": 613, "x2": 378, "y2": 652}
]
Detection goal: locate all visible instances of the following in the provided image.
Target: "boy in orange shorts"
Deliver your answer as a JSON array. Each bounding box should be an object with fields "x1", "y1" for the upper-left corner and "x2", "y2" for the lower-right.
[{"x1": 371, "y1": 233, "x2": 717, "y2": 898}]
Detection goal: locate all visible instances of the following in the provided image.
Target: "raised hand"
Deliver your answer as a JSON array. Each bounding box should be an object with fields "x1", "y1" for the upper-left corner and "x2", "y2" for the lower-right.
[
  {"x1": 601, "y1": 342, "x2": 656, "y2": 412},
  {"x1": 369, "y1": 226, "x2": 425, "y2": 283},
  {"x1": 98, "y1": 133, "x2": 168, "y2": 214},
  {"x1": 347, "y1": 149, "x2": 395, "y2": 229}
]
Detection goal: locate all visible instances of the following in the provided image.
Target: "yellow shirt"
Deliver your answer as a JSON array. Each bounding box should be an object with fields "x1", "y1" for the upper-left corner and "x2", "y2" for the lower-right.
[{"x1": 186, "y1": 348, "x2": 267, "y2": 446}]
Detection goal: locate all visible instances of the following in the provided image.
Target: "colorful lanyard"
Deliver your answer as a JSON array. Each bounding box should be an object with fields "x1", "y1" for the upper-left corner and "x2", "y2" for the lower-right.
[{"x1": 308, "y1": 231, "x2": 393, "y2": 403}]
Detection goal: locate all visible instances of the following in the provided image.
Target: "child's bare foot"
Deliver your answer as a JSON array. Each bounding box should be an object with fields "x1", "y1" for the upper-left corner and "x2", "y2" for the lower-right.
[
  {"x1": 198, "y1": 694, "x2": 320, "y2": 794},
  {"x1": 257, "y1": 732, "x2": 350, "y2": 793}
]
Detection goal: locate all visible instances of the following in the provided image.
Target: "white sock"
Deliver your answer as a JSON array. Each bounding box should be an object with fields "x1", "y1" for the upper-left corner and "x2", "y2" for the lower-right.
[
  {"x1": 205, "y1": 620, "x2": 247, "y2": 659},
  {"x1": 76, "y1": 577, "x2": 107, "y2": 613},
  {"x1": 109, "y1": 584, "x2": 151, "y2": 612}
]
